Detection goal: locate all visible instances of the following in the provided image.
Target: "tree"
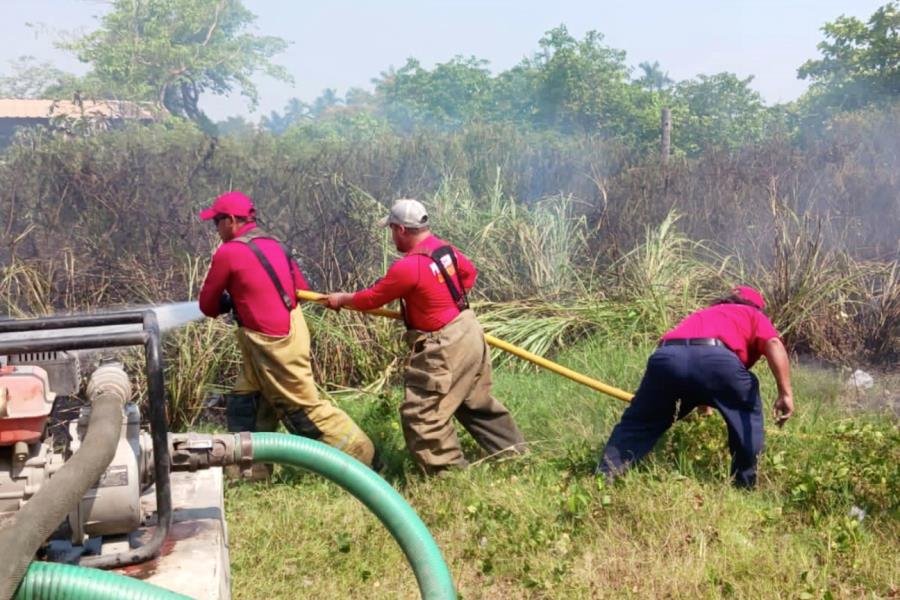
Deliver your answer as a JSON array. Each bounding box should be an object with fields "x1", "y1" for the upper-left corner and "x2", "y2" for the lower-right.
[
  {"x1": 374, "y1": 56, "x2": 494, "y2": 130},
  {"x1": 344, "y1": 87, "x2": 375, "y2": 108},
  {"x1": 63, "y1": 0, "x2": 290, "y2": 129},
  {"x1": 310, "y1": 88, "x2": 342, "y2": 118},
  {"x1": 261, "y1": 97, "x2": 311, "y2": 134},
  {"x1": 636, "y1": 61, "x2": 673, "y2": 93},
  {"x1": 528, "y1": 26, "x2": 633, "y2": 132},
  {"x1": 0, "y1": 56, "x2": 79, "y2": 98},
  {"x1": 671, "y1": 73, "x2": 769, "y2": 155},
  {"x1": 506, "y1": 25, "x2": 657, "y2": 144},
  {"x1": 798, "y1": 2, "x2": 899, "y2": 115},
  {"x1": 216, "y1": 115, "x2": 255, "y2": 136}
]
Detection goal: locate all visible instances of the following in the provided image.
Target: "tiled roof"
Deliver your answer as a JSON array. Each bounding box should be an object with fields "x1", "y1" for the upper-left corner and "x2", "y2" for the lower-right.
[{"x1": 0, "y1": 98, "x2": 160, "y2": 120}]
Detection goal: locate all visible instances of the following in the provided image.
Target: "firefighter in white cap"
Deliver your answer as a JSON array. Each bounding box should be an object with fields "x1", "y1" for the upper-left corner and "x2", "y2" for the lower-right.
[{"x1": 325, "y1": 199, "x2": 526, "y2": 475}]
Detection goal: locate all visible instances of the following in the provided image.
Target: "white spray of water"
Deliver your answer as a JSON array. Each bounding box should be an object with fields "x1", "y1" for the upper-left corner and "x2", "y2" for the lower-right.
[
  {"x1": 151, "y1": 301, "x2": 205, "y2": 333},
  {"x1": 0, "y1": 301, "x2": 205, "y2": 345}
]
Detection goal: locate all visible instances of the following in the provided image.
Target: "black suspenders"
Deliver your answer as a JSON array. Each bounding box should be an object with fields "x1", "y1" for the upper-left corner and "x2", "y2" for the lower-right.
[
  {"x1": 400, "y1": 245, "x2": 470, "y2": 329},
  {"x1": 429, "y1": 245, "x2": 470, "y2": 312},
  {"x1": 234, "y1": 230, "x2": 297, "y2": 312}
]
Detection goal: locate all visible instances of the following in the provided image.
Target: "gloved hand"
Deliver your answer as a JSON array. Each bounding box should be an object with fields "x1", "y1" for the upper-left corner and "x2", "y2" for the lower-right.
[
  {"x1": 219, "y1": 292, "x2": 242, "y2": 326},
  {"x1": 219, "y1": 292, "x2": 234, "y2": 315}
]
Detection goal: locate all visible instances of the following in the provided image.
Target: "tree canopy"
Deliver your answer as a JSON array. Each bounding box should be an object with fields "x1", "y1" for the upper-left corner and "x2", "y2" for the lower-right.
[
  {"x1": 3, "y1": 0, "x2": 896, "y2": 155},
  {"x1": 798, "y1": 1, "x2": 899, "y2": 115},
  {"x1": 670, "y1": 73, "x2": 769, "y2": 155},
  {"x1": 63, "y1": 0, "x2": 290, "y2": 128},
  {"x1": 0, "y1": 56, "x2": 79, "y2": 98}
]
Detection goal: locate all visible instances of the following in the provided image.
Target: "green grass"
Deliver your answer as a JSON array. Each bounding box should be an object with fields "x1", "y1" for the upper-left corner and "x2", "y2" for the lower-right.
[{"x1": 224, "y1": 338, "x2": 899, "y2": 599}]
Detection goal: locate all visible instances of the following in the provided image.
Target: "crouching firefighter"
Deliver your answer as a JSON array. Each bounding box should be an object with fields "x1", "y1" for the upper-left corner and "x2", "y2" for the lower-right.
[
  {"x1": 325, "y1": 199, "x2": 527, "y2": 475},
  {"x1": 198, "y1": 191, "x2": 376, "y2": 468}
]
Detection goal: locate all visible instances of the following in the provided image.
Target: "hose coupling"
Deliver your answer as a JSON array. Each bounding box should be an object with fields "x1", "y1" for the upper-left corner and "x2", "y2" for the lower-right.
[
  {"x1": 85, "y1": 361, "x2": 132, "y2": 407},
  {"x1": 169, "y1": 432, "x2": 253, "y2": 471}
]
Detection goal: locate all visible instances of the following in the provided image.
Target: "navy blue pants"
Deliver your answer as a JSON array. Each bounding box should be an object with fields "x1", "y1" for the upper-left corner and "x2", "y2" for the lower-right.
[{"x1": 596, "y1": 345, "x2": 764, "y2": 487}]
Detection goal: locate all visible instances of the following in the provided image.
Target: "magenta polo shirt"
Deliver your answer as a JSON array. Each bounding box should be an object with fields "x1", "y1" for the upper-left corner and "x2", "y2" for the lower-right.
[
  {"x1": 199, "y1": 223, "x2": 310, "y2": 336},
  {"x1": 351, "y1": 235, "x2": 477, "y2": 332},
  {"x1": 660, "y1": 304, "x2": 781, "y2": 368}
]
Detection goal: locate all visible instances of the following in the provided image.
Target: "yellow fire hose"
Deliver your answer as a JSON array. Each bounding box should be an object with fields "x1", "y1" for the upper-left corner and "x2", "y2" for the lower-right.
[{"x1": 297, "y1": 290, "x2": 634, "y2": 403}]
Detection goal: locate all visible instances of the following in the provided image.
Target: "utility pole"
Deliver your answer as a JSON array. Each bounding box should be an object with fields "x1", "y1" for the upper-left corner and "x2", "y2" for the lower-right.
[{"x1": 660, "y1": 107, "x2": 671, "y2": 164}]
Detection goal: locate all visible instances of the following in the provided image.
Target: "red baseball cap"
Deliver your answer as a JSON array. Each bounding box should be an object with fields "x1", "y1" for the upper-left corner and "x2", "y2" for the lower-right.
[
  {"x1": 733, "y1": 285, "x2": 765, "y2": 309},
  {"x1": 199, "y1": 191, "x2": 255, "y2": 221}
]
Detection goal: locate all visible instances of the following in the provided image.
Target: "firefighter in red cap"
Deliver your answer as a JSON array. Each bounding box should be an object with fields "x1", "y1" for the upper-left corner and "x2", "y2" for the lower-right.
[
  {"x1": 596, "y1": 285, "x2": 794, "y2": 488},
  {"x1": 324, "y1": 199, "x2": 526, "y2": 475},
  {"x1": 198, "y1": 191, "x2": 376, "y2": 468}
]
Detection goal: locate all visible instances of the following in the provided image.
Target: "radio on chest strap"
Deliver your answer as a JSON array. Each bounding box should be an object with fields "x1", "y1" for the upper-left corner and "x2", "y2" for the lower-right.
[{"x1": 399, "y1": 244, "x2": 470, "y2": 328}]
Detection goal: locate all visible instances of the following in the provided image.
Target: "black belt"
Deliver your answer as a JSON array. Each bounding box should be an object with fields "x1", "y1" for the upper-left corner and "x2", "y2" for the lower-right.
[{"x1": 659, "y1": 338, "x2": 725, "y2": 347}]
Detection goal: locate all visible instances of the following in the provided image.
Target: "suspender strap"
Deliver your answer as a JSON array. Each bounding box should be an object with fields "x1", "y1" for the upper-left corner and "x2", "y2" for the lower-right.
[
  {"x1": 429, "y1": 245, "x2": 469, "y2": 311},
  {"x1": 401, "y1": 243, "x2": 470, "y2": 330},
  {"x1": 244, "y1": 240, "x2": 294, "y2": 311},
  {"x1": 233, "y1": 228, "x2": 296, "y2": 312},
  {"x1": 399, "y1": 299, "x2": 410, "y2": 329}
]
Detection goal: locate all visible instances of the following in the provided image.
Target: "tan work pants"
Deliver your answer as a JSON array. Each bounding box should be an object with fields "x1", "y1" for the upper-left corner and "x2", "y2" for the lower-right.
[
  {"x1": 234, "y1": 308, "x2": 375, "y2": 466},
  {"x1": 402, "y1": 309, "x2": 526, "y2": 472}
]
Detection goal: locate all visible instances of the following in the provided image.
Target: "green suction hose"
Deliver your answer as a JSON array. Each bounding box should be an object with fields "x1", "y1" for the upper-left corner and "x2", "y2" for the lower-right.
[
  {"x1": 251, "y1": 432, "x2": 457, "y2": 600},
  {"x1": 15, "y1": 432, "x2": 454, "y2": 600},
  {"x1": 15, "y1": 562, "x2": 190, "y2": 599}
]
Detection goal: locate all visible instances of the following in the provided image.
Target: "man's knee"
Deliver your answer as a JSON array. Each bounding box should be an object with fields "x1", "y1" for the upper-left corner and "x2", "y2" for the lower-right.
[{"x1": 225, "y1": 393, "x2": 260, "y2": 432}]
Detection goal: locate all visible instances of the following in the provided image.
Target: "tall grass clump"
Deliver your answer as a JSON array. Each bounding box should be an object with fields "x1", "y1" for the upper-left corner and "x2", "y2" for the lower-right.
[
  {"x1": 428, "y1": 173, "x2": 589, "y2": 301},
  {"x1": 0, "y1": 259, "x2": 57, "y2": 317},
  {"x1": 853, "y1": 261, "x2": 900, "y2": 362},
  {"x1": 761, "y1": 207, "x2": 889, "y2": 362},
  {"x1": 609, "y1": 212, "x2": 729, "y2": 331},
  {"x1": 162, "y1": 318, "x2": 242, "y2": 428},
  {"x1": 305, "y1": 305, "x2": 403, "y2": 391}
]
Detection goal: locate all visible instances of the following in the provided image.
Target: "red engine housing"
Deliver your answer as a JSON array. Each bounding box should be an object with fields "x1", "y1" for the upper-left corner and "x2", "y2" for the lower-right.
[{"x1": 0, "y1": 365, "x2": 55, "y2": 445}]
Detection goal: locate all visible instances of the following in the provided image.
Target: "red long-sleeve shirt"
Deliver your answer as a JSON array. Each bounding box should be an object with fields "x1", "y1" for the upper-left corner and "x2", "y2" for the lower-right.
[
  {"x1": 199, "y1": 223, "x2": 309, "y2": 336},
  {"x1": 352, "y1": 235, "x2": 477, "y2": 332},
  {"x1": 660, "y1": 304, "x2": 781, "y2": 368}
]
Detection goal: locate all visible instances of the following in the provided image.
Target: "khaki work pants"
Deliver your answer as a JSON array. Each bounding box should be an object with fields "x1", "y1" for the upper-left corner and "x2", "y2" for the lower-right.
[
  {"x1": 234, "y1": 308, "x2": 375, "y2": 466},
  {"x1": 402, "y1": 309, "x2": 526, "y2": 472}
]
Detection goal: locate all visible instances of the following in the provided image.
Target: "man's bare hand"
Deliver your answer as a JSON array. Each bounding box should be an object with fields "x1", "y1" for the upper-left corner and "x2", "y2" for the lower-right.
[
  {"x1": 773, "y1": 393, "x2": 794, "y2": 427},
  {"x1": 323, "y1": 293, "x2": 352, "y2": 311}
]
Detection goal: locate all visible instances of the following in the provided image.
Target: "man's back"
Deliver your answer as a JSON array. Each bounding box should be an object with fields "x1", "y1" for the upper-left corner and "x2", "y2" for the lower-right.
[
  {"x1": 661, "y1": 303, "x2": 779, "y2": 368},
  {"x1": 199, "y1": 224, "x2": 309, "y2": 335},
  {"x1": 352, "y1": 234, "x2": 477, "y2": 332}
]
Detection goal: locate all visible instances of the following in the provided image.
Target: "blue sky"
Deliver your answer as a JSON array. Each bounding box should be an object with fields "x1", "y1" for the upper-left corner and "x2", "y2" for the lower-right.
[{"x1": 1, "y1": 0, "x2": 887, "y2": 121}]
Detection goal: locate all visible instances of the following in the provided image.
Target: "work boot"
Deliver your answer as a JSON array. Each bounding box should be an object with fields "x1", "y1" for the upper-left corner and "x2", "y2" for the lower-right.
[
  {"x1": 370, "y1": 449, "x2": 385, "y2": 474},
  {"x1": 225, "y1": 393, "x2": 260, "y2": 432},
  {"x1": 281, "y1": 409, "x2": 325, "y2": 440},
  {"x1": 422, "y1": 460, "x2": 469, "y2": 478}
]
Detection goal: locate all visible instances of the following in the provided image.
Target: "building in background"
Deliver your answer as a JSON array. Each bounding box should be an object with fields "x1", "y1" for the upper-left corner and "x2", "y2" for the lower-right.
[{"x1": 0, "y1": 98, "x2": 161, "y2": 147}]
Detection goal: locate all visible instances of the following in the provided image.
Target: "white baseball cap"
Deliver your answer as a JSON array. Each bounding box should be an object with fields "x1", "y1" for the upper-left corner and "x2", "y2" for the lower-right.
[{"x1": 378, "y1": 199, "x2": 430, "y2": 228}]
